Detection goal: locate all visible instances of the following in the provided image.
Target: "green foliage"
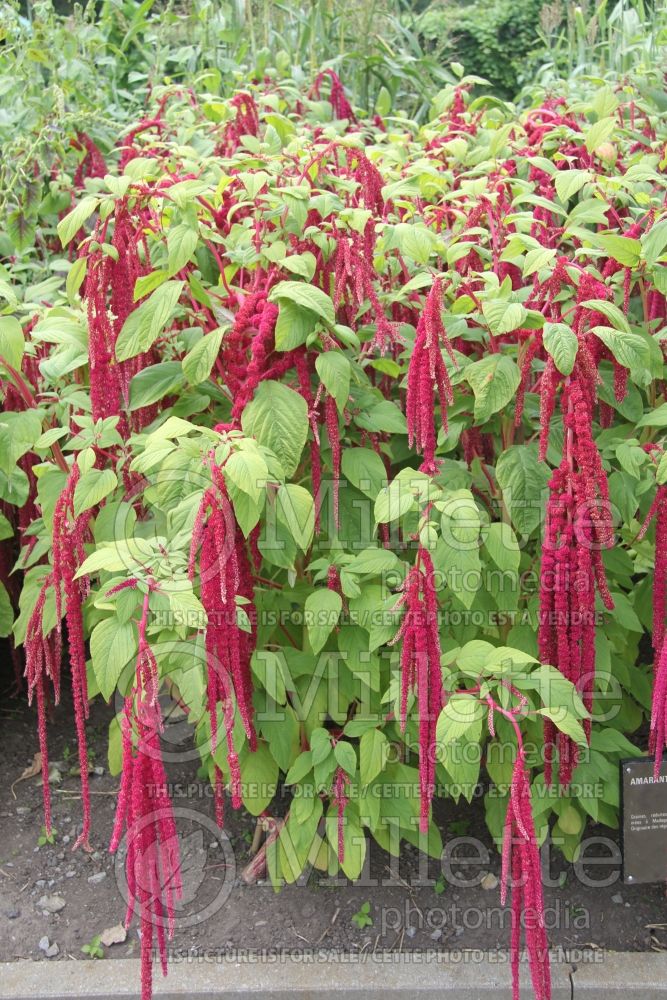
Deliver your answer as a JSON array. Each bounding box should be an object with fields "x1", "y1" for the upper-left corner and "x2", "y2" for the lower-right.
[
  {"x1": 1, "y1": 0, "x2": 666, "y2": 952},
  {"x1": 417, "y1": 0, "x2": 545, "y2": 97}
]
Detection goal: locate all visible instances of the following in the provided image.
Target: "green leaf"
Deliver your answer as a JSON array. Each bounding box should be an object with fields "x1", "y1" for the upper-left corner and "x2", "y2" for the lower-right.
[
  {"x1": 641, "y1": 219, "x2": 667, "y2": 267},
  {"x1": 66, "y1": 258, "x2": 87, "y2": 304},
  {"x1": 128, "y1": 361, "x2": 184, "y2": 410},
  {"x1": 374, "y1": 478, "x2": 415, "y2": 524},
  {"x1": 241, "y1": 380, "x2": 309, "y2": 478},
  {"x1": 57, "y1": 196, "x2": 99, "y2": 247},
  {"x1": 483, "y1": 522, "x2": 520, "y2": 574},
  {"x1": 329, "y1": 812, "x2": 366, "y2": 880},
  {"x1": 305, "y1": 589, "x2": 342, "y2": 654},
  {"x1": 7, "y1": 209, "x2": 36, "y2": 253},
  {"x1": 0, "y1": 316, "x2": 25, "y2": 370},
  {"x1": 538, "y1": 708, "x2": 587, "y2": 747},
  {"x1": 355, "y1": 400, "x2": 407, "y2": 434},
  {"x1": 0, "y1": 511, "x2": 13, "y2": 541},
  {"x1": 495, "y1": 445, "x2": 549, "y2": 537},
  {"x1": 90, "y1": 618, "x2": 137, "y2": 699},
  {"x1": 0, "y1": 580, "x2": 13, "y2": 637},
  {"x1": 554, "y1": 169, "x2": 593, "y2": 203},
  {"x1": 348, "y1": 546, "x2": 401, "y2": 576},
  {"x1": 581, "y1": 299, "x2": 629, "y2": 333},
  {"x1": 465, "y1": 354, "x2": 521, "y2": 423},
  {"x1": 73, "y1": 468, "x2": 118, "y2": 517},
  {"x1": 268, "y1": 280, "x2": 335, "y2": 326},
  {"x1": 334, "y1": 740, "x2": 356, "y2": 777},
  {"x1": 436, "y1": 695, "x2": 484, "y2": 744},
  {"x1": 167, "y1": 223, "x2": 198, "y2": 276},
  {"x1": 277, "y1": 483, "x2": 314, "y2": 551},
  {"x1": 591, "y1": 326, "x2": 652, "y2": 383},
  {"x1": 585, "y1": 116, "x2": 616, "y2": 153},
  {"x1": 182, "y1": 327, "x2": 225, "y2": 384},
  {"x1": 108, "y1": 714, "x2": 123, "y2": 776},
  {"x1": 115, "y1": 280, "x2": 183, "y2": 361},
  {"x1": 637, "y1": 404, "x2": 667, "y2": 428},
  {"x1": 274, "y1": 300, "x2": 317, "y2": 351},
  {"x1": 281, "y1": 252, "x2": 316, "y2": 280},
  {"x1": 225, "y1": 449, "x2": 268, "y2": 506},
  {"x1": 134, "y1": 270, "x2": 169, "y2": 301},
  {"x1": 360, "y1": 728, "x2": 388, "y2": 786},
  {"x1": 482, "y1": 300, "x2": 526, "y2": 335},
  {"x1": 316, "y1": 352, "x2": 351, "y2": 411},
  {"x1": 341, "y1": 447, "x2": 386, "y2": 499},
  {"x1": 542, "y1": 322, "x2": 578, "y2": 375},
  {"x1": 285, "y1": 751, "x2": 313, "y2": 785},
  {"x1": 240, "y1": 742, "x2": 278, "y2": 815},
  {"x1": 593, "y1": 234, "x2": 641, "y2": 268}
]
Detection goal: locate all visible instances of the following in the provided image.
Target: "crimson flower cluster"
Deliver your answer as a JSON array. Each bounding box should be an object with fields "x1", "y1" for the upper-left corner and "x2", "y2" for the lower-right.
[
  {"x1": 390, "y1": 547, "x2": 443, "y2": 832},
  {"x1": 189, "y1": 460, "x2": 257, "y2": 826}
]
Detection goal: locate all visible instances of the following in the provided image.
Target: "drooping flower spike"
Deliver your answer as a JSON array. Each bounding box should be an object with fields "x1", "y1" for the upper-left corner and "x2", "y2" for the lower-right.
[
  {"x1": 389, "y1": 545, "x2": 444, "y2": 832},
  {"x1": 188, "y1": 457, "x2": 257, "y2": 827},
  {"x1": 406, "y1": 277, "x2": 456, "y2": 476},
  {"x1": 110, "y1": 581, "x2": 182, "y2": 1000}
]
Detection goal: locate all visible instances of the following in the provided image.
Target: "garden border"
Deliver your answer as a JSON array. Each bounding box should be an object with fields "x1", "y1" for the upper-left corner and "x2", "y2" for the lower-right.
[{"x1": 1, "y1": 952, "x2": 667, "y2": 999}]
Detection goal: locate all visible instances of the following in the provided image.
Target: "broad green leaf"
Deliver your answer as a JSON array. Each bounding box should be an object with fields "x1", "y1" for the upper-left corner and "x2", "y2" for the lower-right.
[
  {"x1": 167, "y1": 223, "x2": 198, "y2": 276},
  {"x1": 128, "y1": 361, "x2": 184, "y2": 410},
  {"x1": 355, "y1": 400, "x2": 407, "y2": 434},
  {"x1": 482, "y1": 300, "x2": 527, "y2": 335},
  {"x1": 436, "y1": 696, "x2": 484, "y2": 744},
  {"x1": 334, "y1": 740, "x2": 356, "y2": 777},
  {"x1": 593, "y1": 234, "x2": 641, "y2": 268},
  {"x1": 591, "y1": 326, "x2": 652, "y2": 383},
  {"x1": 348, "y1": 547, "x2": 401, "y2": 576},
  {"x1": 585, "y1": 116, "x2": 616, "y2": 153},
  {"x1": 581, "y1": 298, "x2": 629, "y2": 333},
  {"x1": 542, "y1": 322, "x2": 578, "y2": 375},
  {"x1": 637, "y1": 404, "x2": 667, "y2": 428},
  {"x1": 57, "y1": 196, "x2": 99, "y2": 247},
  {"x1": 90, "y1": 618, "x2": 137, "y2": 699},
  {"x1": 465, "y1": 354, "x2": 521, "y2": 423},
  {"x1": 241, "y1": 380, "x2": 309, "y2": 478},
  {"x1": 483, "y1": 522, "x2": 520, "y2": 574},
  {"x1": 268, "y1": 280, "x2": 335, "y2": 325},
  {"x1": 225, "y1": 449, "x2": 268, "y2": 505},
  {"x1": 73, "y1": 468, "x2": 118, "y2": 516},
  {"x1": 0, "y1": 580, "x2": 13, "y2": 637},
  {"x1": 495, "y1": 445, "x2": 549, "y2": 537},
  {"x1": 115, "y1": 280, "x2": 184, "y2": 361},
  {"x1": 274, "y1": 300, "x2": 317, "y2": 351},
  {"x1": 281, "y1": 252, "x2": 316, "y2": 280},
  {"x1": 539, "y1": 708, "x2": 587, "y2": 747},
  {"x1": 554, "y1": 169, "x2": 593, "y2": 203},
  {"x1": 0, "y1": 316, "x2": 25, "y2": 370},
  {"x1": 239, "y1": 742, "x2": 278, "y2": 815},
  {"x1": 305, "y1": 589, "x2": 342, "y2": 654},
  {"x1": 182, "y1": 327, "x2": 225, "y2": 384},
  {"x1": 360, "y1": 729, "x2": 388, "y2": 786},
  {"x1": 277, "y1": 483, "x2": 315, "y2": 551},
  {"x1": 316, "y1": 351, "x2": 351, "y2": 411},
  {"x1": 342, "y1": 447, "x2": 386, "y2": 499}
]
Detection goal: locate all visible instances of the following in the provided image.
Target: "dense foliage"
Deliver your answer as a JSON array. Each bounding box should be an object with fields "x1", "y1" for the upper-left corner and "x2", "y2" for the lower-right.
[{"x1": 2, "y1": 3, "x2": 667, "y2": 1000}]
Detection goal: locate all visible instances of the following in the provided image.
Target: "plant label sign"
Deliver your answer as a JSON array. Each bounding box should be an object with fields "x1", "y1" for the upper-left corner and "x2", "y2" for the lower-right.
[{"x1": 621, "y1": 756, "x2": 667, "y2": 884}]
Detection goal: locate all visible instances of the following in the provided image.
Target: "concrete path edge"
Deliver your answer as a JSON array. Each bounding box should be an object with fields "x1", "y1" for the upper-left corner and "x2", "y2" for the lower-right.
[{"x1": 1, "y1": 952, "x2": 666, "y2": 999}]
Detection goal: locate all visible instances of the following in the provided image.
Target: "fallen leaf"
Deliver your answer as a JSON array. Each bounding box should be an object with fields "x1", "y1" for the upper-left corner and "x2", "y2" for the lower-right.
[
  {"x1": 11, "y1": 753, "x2": 42, "y2": 798},
  {"x1": 99, "y1": 923, "x2": 127, "y2": 947}
]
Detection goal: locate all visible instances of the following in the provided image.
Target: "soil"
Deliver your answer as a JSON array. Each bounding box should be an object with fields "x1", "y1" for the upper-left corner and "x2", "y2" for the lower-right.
[{"x1": 1, "y1": 673, "x2": 666, "y2": 969}]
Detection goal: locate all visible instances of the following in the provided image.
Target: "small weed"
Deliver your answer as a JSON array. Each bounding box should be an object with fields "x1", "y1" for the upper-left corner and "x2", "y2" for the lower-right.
[
  {"x1": 38, "y1": 826, "x2": 57, "y2": 847},
  {"x1": 81, "y1": 935, "x2": 104, "y2": 959},
  {"x1": 351, "y1": 901, "x2": 373, "y2": 929}
]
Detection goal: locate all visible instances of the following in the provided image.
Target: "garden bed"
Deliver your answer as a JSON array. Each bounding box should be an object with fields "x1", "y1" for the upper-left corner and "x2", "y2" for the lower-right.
[{"x1": 1, "y1": 691, "x2": 665, "y2": 969}]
